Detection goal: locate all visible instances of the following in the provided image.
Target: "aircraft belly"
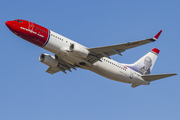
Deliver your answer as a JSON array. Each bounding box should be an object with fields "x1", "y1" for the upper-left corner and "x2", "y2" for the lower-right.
[{"x1": 91, "y1": 61, "x2": 131, "y2": 83}]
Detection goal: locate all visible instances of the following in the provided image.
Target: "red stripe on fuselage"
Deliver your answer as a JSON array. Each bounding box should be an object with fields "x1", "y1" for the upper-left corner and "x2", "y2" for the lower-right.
[{"x1": 6, "y1": 19, "x2": 49, "y2": 47}]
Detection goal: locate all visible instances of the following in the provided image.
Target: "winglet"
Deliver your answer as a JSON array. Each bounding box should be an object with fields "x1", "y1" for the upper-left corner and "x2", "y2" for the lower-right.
[{"x1": 153, "y1": 30, "x2": 162, "y2": 40}]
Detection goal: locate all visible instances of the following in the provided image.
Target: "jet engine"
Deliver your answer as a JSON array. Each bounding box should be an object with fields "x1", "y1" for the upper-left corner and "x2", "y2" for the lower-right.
[
  {"x1": 39, "y1": 53, "x2": 58, "y2": 67},
  {"x1": 69, "y1": 43, "x2": 89, "y2": 58}
]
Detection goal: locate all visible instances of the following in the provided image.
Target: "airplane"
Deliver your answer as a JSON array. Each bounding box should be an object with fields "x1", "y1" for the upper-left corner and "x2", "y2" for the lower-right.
[{"x1": 5, "y1": 19, "x2": 177, "y2": 88}]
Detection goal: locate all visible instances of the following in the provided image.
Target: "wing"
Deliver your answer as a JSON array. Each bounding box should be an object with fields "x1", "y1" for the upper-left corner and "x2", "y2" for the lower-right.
[
  {"x1": 46, "y1": 55, "x2": 77, "y2": 74},
  {"x1": 88, "y1": 30, "x2": 162, "y2": 59}
]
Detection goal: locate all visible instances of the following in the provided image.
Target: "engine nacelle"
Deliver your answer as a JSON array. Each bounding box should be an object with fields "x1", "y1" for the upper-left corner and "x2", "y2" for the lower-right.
[
  {"x1": 39, "y1": 53, "x2": 58, "y2": 67},
  {"x1": 69, "y1": 43, "x2": 89, "y2": 58}
]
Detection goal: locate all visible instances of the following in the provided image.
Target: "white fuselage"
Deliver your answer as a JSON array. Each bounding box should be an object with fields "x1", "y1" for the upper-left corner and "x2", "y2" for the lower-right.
[
  {"x1": 43, "y1": 30, "x2": 149, "y2": 85},
  {"x1": 6, "y1": 20, "x2": 176, "y2": 88}
]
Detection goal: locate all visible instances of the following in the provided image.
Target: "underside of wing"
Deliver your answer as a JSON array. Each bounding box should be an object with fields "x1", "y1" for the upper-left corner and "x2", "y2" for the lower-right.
[
  {"x1": 46, "y1": 67, "x2": 61, "y2": 74},
  {"x1": 88, "y1": 30, "x2": 162, "y2": 59},
  {"x1": 44, "y1": 55, "x2": 77, "y2": 74}
]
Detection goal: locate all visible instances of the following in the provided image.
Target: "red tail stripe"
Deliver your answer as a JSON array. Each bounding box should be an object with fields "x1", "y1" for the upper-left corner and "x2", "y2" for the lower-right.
[{"x1": 152, "y1": 48, "x2": 160, "y2": 54}]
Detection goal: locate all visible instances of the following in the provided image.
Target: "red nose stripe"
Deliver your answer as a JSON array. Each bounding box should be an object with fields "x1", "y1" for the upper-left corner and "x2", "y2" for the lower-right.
[{"x1": 6, "y1": 19, "x2": 50, "y2": 47}]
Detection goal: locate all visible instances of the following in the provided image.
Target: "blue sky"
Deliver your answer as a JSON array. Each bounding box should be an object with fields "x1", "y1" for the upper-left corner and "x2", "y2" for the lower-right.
[{"x1": 1, "y1": 0, "x2": 180, "y2": 120}]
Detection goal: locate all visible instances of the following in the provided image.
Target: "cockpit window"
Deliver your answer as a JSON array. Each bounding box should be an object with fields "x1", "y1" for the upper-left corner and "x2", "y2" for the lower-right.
[{"x1": 14, "y1": 20, "x2": 23, "y2": 23}]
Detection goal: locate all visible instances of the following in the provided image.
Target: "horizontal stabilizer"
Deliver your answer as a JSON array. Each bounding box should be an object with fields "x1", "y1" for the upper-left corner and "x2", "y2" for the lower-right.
[{"x1": 141, "y1": 73, "x2": 177, "y2": 82}]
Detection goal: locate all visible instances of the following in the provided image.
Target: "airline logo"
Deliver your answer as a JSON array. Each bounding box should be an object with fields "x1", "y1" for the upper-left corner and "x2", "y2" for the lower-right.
[{"x1": 127, "y1": 48, "x2": 160, "y2": 75}]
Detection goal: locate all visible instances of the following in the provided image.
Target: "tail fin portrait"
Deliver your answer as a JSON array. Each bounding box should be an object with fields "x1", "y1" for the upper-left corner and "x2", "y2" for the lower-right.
[{"x1": 127, "y1": 48, "x2": 160, "y2": 75}]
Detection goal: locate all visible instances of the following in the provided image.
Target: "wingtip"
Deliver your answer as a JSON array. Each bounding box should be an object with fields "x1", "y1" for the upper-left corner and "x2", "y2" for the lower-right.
[
  {"x1": 172, "y1": 73, "x2": 178, "y2": 75},
  {"x1": 153, "y1": 30, "x2": 162, "y2": 40}
]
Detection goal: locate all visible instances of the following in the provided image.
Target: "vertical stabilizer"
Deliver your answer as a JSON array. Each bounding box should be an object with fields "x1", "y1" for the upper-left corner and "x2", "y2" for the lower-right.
[{"x1": 127, "y1": 48, "x2": 160, "y2": 75}]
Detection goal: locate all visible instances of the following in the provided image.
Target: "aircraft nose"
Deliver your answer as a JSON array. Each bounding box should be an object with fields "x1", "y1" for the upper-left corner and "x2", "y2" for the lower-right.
[
  {"x1": 5, "y1": 21, "x2": 11, "y2": 27},
  {"x1": 5, "y1": 20, "x2": 15, "y2": 31}
]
